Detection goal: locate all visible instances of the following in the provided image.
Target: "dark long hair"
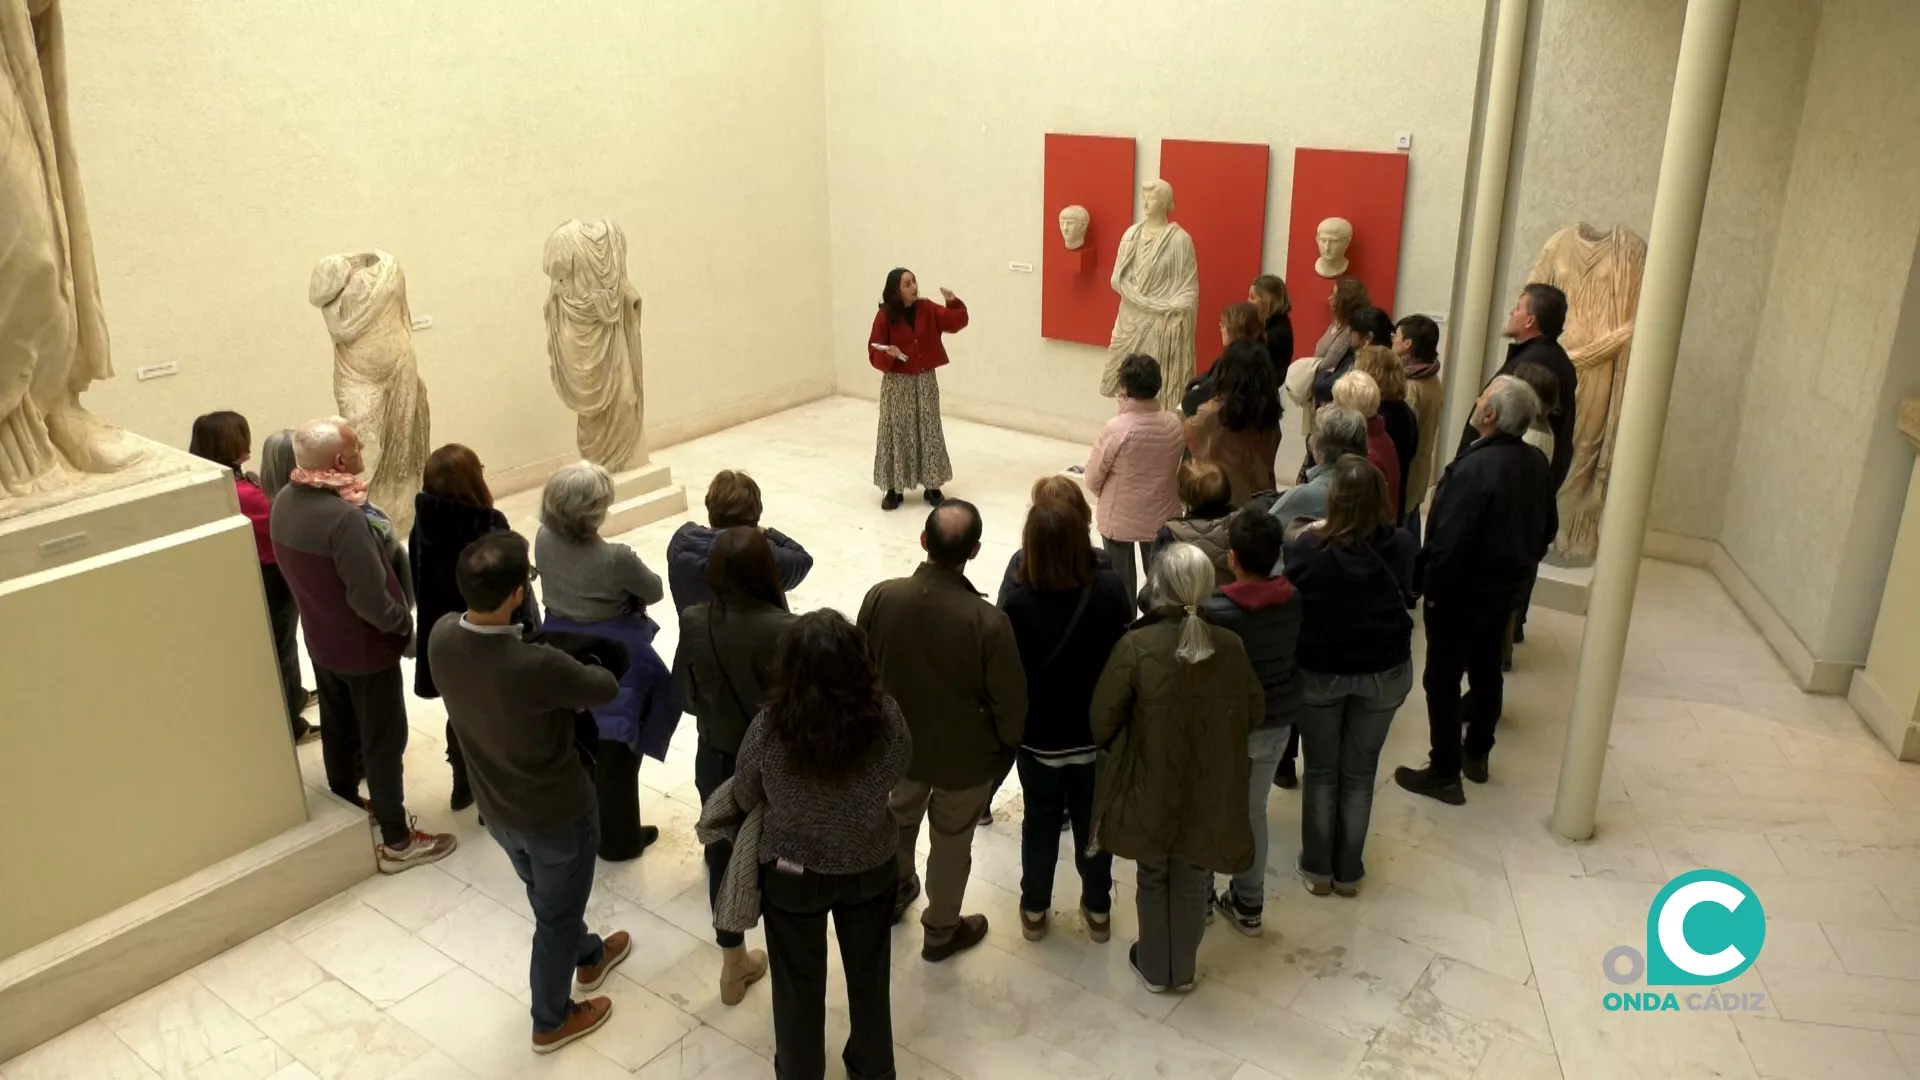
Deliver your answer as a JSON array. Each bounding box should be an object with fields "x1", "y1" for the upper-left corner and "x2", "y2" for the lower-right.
[
  {"x1": 1016, "y1": 502, "x2": 1096, "y2": 591},
  {"x1": 880, "y1": 267, "x2": 917, "y2": 326},
  {"x1": 706, "y1": 526, "x2": 788, "y2": 611},
  {"x1": 1212, "y1": 341, "x2": 1281, "y2": 433},
  {"x1": 1317, "y1": 456, "x2": 1393, "y2": 550},
  {"x1": 423, "y1": 444, "x2": 493, "y2": 509},
  {"x1": 188, "y1": 411, "x2": 250, "y2": 474},
  {"x1": 763, "y1": 610, "x2": 889, "y2": 782}
]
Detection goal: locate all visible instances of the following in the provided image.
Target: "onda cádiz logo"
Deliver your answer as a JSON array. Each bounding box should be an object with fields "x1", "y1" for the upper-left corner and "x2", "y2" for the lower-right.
[{"x1": 1600, "y1": 870, "x2": 1768, "y2": 1014}]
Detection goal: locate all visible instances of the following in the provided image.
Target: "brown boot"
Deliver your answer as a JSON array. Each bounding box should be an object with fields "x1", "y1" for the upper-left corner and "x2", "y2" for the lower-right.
[
  {"x1": 719, "y1": 944, "x2": 768, "y2": 1006},
  {"x1": 531, "y1": 996, "x2": 612, "y2": 1054}
]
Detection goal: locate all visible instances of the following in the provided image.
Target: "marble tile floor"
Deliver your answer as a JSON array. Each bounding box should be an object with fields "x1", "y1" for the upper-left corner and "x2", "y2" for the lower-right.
[{"x1": 10, "y1": 396, "x2": 1920, "y2": 1079}]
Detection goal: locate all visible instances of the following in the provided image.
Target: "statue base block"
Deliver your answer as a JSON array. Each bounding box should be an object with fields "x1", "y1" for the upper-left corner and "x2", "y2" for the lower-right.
[
  {"x1": 602, "y1": 462, "x2": 688, "y2": 536},
  {"x1": 1533, "y1": 560, "x2": 1592, "y2": 616}
]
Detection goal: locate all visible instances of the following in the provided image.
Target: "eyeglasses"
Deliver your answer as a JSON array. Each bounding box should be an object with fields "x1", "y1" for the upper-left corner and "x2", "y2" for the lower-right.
[{"x1": 527, "y1": 566, "x2": 541, "y2": 583}]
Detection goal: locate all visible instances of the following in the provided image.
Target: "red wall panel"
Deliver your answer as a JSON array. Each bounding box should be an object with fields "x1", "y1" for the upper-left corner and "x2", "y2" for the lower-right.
[
  {"x1": 1041, "y1": 134, "x2": 1136, "y2": 347},
  {"x1": 1160, "y1": 139, "x2": 1269, "y2": 374},
  {"x1": 1285, "y1": 149, "x2": 1410, "y2": 358}
]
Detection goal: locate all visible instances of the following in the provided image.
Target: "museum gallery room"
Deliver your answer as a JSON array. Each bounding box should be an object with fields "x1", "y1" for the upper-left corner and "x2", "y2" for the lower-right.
[{"x1": 7, "y1": 0, "x2": 1920, "y2": 1077}]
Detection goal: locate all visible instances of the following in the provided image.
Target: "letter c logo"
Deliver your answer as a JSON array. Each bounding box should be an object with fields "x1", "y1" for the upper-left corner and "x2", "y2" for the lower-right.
[{"x1": 1646, "y1": 870, "x2": 1766, "y2": 986}]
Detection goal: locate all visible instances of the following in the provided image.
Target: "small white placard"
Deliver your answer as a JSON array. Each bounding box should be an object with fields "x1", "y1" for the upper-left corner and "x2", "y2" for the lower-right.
[
  {"x1": 410, "y1": 315, "x2": 434, "y2": 331},
  {"x1": 39, "y1": 533, "x2": 87, "y2": 556},
  {"x1": 135, "y1": 361, "x2": 179, "y2": 381},
  {"x1": 1009, "y1": 261, "x2": 1034, "y2": 273}
]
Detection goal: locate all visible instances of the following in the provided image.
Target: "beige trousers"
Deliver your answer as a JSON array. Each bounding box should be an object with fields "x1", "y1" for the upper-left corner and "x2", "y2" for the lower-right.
[{"x1": 889, "y1": 779, "x2": 992, "y2": 942}]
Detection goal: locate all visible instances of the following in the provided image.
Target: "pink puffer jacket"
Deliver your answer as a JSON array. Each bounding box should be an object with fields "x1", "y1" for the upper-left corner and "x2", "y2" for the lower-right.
[{"x1": 1085, "y1": 399, "x2": 1187, "y2": 543}]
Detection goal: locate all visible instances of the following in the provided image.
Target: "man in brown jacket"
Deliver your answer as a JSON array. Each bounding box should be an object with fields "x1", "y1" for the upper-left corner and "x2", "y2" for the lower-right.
[{"x1": 859, "y1": 501, "x2": 1027, "y2": 961}]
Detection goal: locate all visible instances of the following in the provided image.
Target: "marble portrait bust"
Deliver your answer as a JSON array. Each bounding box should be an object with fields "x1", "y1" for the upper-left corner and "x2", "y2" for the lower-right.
[
  {"x1": 1315, "y1": 217, "x2": 1353, "y2": 278},
  {"x1": 1058, "y1": 205, "x2": 1090, "y2": 251}
]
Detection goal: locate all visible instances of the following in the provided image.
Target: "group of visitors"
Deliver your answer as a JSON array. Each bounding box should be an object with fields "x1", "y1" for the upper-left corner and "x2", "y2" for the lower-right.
[{"x1": 178, "y1": 271, "x2": 1574, "y2": 1074}]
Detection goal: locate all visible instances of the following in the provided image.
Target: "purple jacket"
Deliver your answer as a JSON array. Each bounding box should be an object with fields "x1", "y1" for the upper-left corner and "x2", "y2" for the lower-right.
[
  {"x1": 540, "y1": 612, "x2": 682, "y2": 761},
  {"x1": 270, "y1": 483, "x2": 411, "y2": 675}
]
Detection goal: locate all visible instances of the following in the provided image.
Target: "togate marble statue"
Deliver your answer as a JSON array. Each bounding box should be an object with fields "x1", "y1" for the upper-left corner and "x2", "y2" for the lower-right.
[
  {"x1": 1100, "y1": 179, "x2": 1199, "y2": 410},
  {"x1": 309, "y1": 251, "x2": 431, "y2": 533},
  {"x1": 1314, "y1": 217, "x2": 1353, "y2": 278},
  {"x1": 0, "y1": 0, "x2": 145, "y2": 500},
  {"x1": 1530, "y1": 223, "x2": 1648, "y2": 565},
  {"x1": 543, "y1": 219, "x2": 646, "y2": 472}
]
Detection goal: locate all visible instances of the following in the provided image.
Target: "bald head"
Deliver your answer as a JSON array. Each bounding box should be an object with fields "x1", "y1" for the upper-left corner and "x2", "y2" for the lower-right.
[
  {"x1": 291, "y1": 417, "x2": 363, "y2": 474},
  {"x1": 922, "y1": 500, "x2": 983, "y2": 568}
]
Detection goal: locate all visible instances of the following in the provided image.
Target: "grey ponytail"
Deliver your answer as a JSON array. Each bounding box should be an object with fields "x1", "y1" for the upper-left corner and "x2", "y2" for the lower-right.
[{"x1": 1147, "y1": 543, "x2": 1217, "y2": 664}]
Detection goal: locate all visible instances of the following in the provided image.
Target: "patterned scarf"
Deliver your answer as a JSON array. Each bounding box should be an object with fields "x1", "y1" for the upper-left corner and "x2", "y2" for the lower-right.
[{"x1": 290, "y1": 467, "x2": 369, "y2": 507}]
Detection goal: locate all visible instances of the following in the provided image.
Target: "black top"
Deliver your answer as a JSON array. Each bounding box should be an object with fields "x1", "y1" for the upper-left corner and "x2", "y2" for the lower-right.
[
  {"x1": 1457, "y1": 336, "x2": 1579, "y2": 492},
  {"x1": 1201, "y1": 576, "x2": 1303, "y2": 730},
  {"x1": 408, "y1": 492, "x2": 520, "y2": 699},
  {"x1": 1419, "y1": 432, "x2": 1558, "y2": 613},
  {"x1": 998, "y1": 565, "x2": 1133, "y2": 759},
  {"x1": 1282, "y1": 526, "x2": 1417, "y2": 675},
  {"x1": 1264, "y1": 311, "x2": 1295, "y2": 376},
  {"x1": 1380, "y1": 399, "x2": 1420, "y2": 519}
]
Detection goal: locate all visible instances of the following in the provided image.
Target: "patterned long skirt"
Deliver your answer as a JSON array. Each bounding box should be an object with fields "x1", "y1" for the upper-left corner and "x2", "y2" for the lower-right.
[{"x1": 873, "y1": 371, "x2": 953, "y2": 492}]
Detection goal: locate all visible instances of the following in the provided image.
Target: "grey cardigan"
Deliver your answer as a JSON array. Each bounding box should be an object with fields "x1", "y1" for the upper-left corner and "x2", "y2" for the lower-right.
[
  {"x1": 534, "y1": 524, "x2": 664, "y2": 622},
  {"x1": 694, "y1": 777, "x2": 764, "y2": 934}
]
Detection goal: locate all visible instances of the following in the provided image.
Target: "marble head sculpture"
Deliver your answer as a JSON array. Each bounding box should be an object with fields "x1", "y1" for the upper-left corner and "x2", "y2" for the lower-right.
[
  {"x1": 1059, "y1": 205, "x2": 1090, "y2": 250},
  {"x1": 1315, "y1": 217, "x2": 1353, "y2": 278}
]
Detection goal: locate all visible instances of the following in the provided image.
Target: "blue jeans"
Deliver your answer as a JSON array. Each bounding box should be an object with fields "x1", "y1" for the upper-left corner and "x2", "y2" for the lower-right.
[
  {"x1": 1297, "y1": 663, "x2": 1413, "y2": 889},
  {"x1": 1228, "y1": 726, "x2": 1290, "y2": 908},
  {"x1": 487, "y1": 809, "x2": 606, "y2": 1033},
  {"x1": 1016, "y1": 753, "x2": 1112, "y2": 914}
]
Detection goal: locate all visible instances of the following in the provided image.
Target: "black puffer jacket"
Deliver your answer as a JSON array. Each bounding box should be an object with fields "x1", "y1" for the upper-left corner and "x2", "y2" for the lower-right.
[
  {"x1": 999, "y1": 565, "x2": 1132, "y2": 760},
  {"x1": 1201, "y1": 576, "x2": 1303, "y2": 731},
  {"x1": 1089, "y1": 612, "x2": 1263, "y2": 874},
  {"x1": 666, "y1": 523, "x2": 814, "y2": 617}
]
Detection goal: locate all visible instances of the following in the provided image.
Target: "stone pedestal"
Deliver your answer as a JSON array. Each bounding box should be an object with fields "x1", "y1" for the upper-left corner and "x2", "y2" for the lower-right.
[
  {"x1": 603, "y1": 461, "x2": 688, "y2": 536},
  {"x1": 1849, "y1": 399, "x2": 1920, "y2": 759},
  {"x1": 0, "y1": 440, "x2": 371, "y2": 1059}
]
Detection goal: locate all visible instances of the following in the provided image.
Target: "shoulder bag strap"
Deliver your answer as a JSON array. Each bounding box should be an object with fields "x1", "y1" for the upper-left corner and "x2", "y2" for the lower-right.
[
  {"x1": 705, "y1": 607, "x2": 758, "y2": 720},
  {"x1": 1040, "y1": 582, "x2": 1096, "y2": 668}
]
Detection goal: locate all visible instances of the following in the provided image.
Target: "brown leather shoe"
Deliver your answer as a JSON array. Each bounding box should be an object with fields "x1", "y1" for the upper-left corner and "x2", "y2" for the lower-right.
[
  {"x1": 576, "y1": 931, "x2": 631, "y2": 992},
  {"x1": 531, "y1": 996, "x2": 611, "y2": 1054},
  {"x1": 922, "y1": 914, "x2": 989, "y2": 962}
]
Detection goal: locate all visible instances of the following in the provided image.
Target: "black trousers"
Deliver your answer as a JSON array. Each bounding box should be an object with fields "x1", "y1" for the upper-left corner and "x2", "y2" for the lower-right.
[
  {"x1": 694, "y1": 740, "x2": 743, "y2": 948},
  {"x1": 1421, "y1": 600, "x2": 1510, "y2": 780},
  {"x1": 595, "y1": 740, "x2": 646, "y2": 861},
  {"x1": 259, "y1": 562, "x2": 309, "y2": 738},
  {"x1": 762, "y1": 857, "x2": 898, "y2": 1080},
  {"x1": 445, "y1": 721, "x2": 469, "y2": 792},
  {"x1": 314, "y1": 664, "x2": 411, "y2": 846}
]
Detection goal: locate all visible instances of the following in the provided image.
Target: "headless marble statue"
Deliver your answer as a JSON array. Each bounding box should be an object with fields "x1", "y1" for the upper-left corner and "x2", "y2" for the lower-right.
[
  {"x1": 309, "y1": 251, "x2": 431, "y2": 533},
  {"x1": 543, "y1": 219, "x2": 646, "y2": 472},
  {"x1": 0, "y1": 0, "x2": 144, "y2": 499},
  {"x1": 1101, "y1": 179, "x2": 1199, "y2": 410},
  {"x1": 1530, "y1": 223, "x2": 1648, "y2": 565}
]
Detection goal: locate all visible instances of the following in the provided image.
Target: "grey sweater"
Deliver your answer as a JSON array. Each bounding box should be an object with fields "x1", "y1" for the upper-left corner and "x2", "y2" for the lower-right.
[
  {"x1": 534, "y1": 525, "x2": 664, "y2": 622},
  {"x1": 731, "y1": 699, "x2": 912, "y2": 875},
  {"x1": 427, "y1": 615, "x2": 620, "y2": 834}
]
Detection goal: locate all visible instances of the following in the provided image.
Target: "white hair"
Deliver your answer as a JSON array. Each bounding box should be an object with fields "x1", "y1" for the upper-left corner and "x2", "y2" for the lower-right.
[
  {"x1": 1311, "y1": 405, "x2": 1369, "y2": 465},
  {"x1": 541, "y1": 461, "x2": 615, "y2": 542},
  {"x1": 1483, "y1": 377, "x2": 1540, "y2": 437},
  {"x1": 1332, "y1": 370, "x2": 1381, "y2": 419},
  {"x1": 291, "y1": 416, "x2": 349, "y2": 469},
  {"x1": 1147, "y1": 542, "x2": 1217, "y2": 664}
]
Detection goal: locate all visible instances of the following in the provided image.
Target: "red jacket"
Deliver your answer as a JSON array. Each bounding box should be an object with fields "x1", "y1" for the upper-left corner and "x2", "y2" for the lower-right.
[
  {"x1": 235, "y1": 475, "x2": 276, "y2": 565},
  {"x1": 868, "y1": 297, "x2": 968, "y2": 376}
]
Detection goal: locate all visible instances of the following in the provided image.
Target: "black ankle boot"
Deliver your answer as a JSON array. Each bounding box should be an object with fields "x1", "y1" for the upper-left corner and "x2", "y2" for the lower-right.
[{"x1": 881, "y1": 490, "x2": 904, "y2": 511}]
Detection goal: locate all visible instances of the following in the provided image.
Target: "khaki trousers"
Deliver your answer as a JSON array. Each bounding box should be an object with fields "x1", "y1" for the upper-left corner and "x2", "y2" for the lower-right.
[{"x1": 888, "y1": 779, "x2": 992, "y2": 943}]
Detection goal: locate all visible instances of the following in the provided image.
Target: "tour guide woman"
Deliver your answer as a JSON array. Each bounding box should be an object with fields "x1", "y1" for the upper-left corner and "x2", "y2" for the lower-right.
[{"x1": 868, "y1": 267, "x2": 968, "y2": 511}]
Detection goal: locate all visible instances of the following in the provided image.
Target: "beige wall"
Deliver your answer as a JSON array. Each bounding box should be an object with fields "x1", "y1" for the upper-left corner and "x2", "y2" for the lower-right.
[
  {"x1": 822, "y1": 0, "x2": 1486, "y2": 442},
  {"x1": 0, "y1": 516, "x2": 307, "y2": 959},
  {"x1": 68, "y1": 1, "x2": 834, "y2": 477},
  {"x1": 1720, "y1": 0, "x2": 1920, "y2": 663},
  {"x1": 1486, "y1": 0, "x2": 1816, "y2": 540}
]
